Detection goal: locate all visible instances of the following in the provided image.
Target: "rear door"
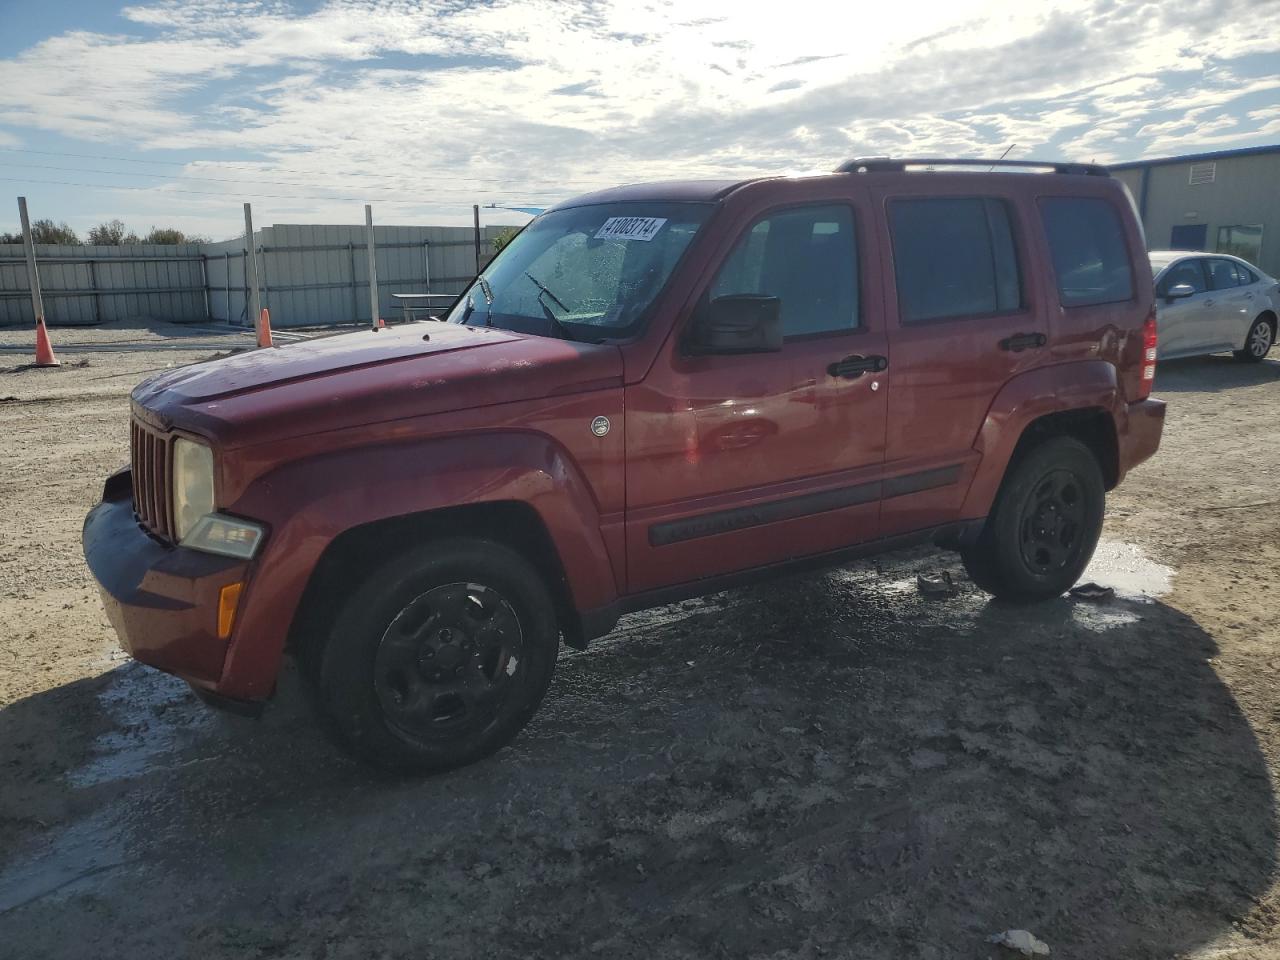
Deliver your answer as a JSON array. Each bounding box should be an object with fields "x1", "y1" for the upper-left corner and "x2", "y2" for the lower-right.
[
  {"x1": 1156, "y1": 257, "x2": 1211, "y2": 356},
  {"x1": 1206, "y1": 257, "x2": 1256, "y2": 348},
  {"x1": 873, "y1": 188, "x2": 1044, "y2": 536},
  {"x1": 624, "y1": 193, "x2": 889, "y2": 593}
]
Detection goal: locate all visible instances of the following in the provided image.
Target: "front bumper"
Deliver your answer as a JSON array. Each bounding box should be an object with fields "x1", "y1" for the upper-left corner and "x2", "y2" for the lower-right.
[
  {"x1": 82, "y1": 471, "x2": 249, "y2": 689},
  {"x1": 1118, "y1": 397, "x2": 1166, "y2": 479}
]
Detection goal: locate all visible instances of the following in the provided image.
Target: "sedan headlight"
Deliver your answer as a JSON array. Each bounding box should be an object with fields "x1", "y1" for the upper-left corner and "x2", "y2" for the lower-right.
[{"x1": 172, "y1": 438, "x2": 265, "y2": 559}]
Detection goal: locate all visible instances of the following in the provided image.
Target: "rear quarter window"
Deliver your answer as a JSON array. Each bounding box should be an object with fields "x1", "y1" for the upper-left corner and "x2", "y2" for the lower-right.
[{"x1": 1040, "y1": 197, "x2": 1134, "y2": 307}]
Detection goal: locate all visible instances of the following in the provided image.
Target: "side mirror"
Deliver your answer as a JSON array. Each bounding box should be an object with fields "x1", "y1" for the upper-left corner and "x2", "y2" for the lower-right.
[
  {"x1": 687, "y1": 295, "x2": 782, "y2": 355},
  {"x1": 1165, "y1": 283, "x2": 1197, "y2": 301}
]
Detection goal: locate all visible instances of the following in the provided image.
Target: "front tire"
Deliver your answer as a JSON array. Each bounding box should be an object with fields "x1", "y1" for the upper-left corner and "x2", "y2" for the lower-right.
[
  {"x1": 1234, "y1": 315, "x2": 1274, "y2": 362},
  {"x1": 315, "y1": 538, "x2": 559, "y2": 772},
  {"x1": 962, "y1": 437, "x2": 1104, "y2": 602}
]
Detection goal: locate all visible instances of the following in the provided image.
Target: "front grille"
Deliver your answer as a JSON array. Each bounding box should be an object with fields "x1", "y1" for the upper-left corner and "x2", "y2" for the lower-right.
[{"x1": 130, "y1": 418, "x2": 174, "y2": 541}]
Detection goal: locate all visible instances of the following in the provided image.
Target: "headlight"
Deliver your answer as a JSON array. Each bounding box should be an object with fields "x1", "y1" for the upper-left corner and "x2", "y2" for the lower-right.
[
  {"x1": 173, "y1": 438, "x2": 215, "y2": 540},
  {"x1": 172, "y1": 438, "x2": 265, "y2": 559}
]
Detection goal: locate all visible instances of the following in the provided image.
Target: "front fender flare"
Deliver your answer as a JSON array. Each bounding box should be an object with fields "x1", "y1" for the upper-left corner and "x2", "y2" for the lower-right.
[{"x1": 217, "y1": 432, "x2": 617, "y2": 699}]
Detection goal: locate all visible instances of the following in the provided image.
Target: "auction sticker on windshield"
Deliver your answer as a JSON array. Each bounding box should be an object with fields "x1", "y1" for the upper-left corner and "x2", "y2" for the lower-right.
[{"x1": 595, "y1": 217, "x2": 667, "y2": 242}]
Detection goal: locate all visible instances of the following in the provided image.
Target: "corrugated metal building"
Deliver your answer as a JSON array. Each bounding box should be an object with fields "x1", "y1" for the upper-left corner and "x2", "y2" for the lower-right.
[{"x1": 1111, "y1": 144, "x2": 1280, "y2": 278}]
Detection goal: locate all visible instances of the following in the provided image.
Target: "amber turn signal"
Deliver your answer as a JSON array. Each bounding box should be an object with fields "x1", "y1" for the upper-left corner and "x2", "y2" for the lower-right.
[{"x1": 217, "y1": 583, "x2": 244, "y2": 640}]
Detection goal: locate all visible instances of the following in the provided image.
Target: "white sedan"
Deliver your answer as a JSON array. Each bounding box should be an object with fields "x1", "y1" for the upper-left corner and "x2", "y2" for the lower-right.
[{"x1": 1150, "y1": 251, "x2": 1278, "y2": 362}]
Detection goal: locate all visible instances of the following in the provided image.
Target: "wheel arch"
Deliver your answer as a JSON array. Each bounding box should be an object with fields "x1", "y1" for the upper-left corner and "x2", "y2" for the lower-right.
[
  {"x1": 960, "y1": 361, "x2": 1123, "y2": 520},
  {"x1": 289, "y1": 500, "x2": 585, "y2": 680}
]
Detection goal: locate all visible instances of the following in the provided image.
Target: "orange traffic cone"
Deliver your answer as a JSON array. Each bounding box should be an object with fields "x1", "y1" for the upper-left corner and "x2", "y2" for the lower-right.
[
  {"x1": 34, "y1": 316, "x2": 60, "y2": 367},
  {"x1": 257, "y1": 308, "x2": 273, "y2": 348},
  {"x1": 376, "y1": 316, "x2": 386, "y2": 329}
]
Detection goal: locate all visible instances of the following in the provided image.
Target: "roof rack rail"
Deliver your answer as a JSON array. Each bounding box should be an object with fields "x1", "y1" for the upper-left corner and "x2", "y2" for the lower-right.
[{"x1": 834, "y1": 157, "x2": 1110, "y2": 177}]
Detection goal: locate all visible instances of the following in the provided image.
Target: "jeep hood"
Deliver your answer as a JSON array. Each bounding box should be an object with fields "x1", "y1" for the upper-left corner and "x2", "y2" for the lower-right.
[{"x1": 132, "y1": 323, "x2": 623, "y2": 448}]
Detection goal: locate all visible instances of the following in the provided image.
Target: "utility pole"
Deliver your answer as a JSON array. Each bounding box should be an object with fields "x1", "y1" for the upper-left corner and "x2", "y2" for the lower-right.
[{"x1": 473, "y1": 204, "x2": 481, "y2": 274}]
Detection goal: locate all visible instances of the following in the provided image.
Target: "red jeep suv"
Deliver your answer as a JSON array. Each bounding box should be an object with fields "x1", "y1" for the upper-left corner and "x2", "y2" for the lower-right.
[{"x1": 83, "y1": 157, "x2": 1166, "y2": 771}]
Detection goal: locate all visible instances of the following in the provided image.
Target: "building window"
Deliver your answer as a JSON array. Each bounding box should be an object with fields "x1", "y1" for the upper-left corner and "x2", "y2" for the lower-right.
[
  {"x1": 1188, "y1": 161, "x2": 1216, "y2": 185},
  {"x1": 1216, "y1": 224, "x2": 1263, "y2": 267}
]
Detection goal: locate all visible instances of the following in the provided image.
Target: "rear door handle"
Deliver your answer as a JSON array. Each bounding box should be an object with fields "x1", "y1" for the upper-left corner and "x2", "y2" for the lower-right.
[
  {"x1": 828, "y1": 354, "x2": 887, "y2": 378},
  {"x1": 998, "y1": 332, "x2": 1046, "y2": 352}
]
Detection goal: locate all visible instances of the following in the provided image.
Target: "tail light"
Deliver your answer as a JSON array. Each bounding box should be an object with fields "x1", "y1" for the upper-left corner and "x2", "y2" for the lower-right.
[{"x1": 1136, "y1": 308, "x2": 1157, "y2": 400}]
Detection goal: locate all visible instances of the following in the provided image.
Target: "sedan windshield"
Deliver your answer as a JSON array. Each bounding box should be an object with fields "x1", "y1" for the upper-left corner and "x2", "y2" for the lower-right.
[{"x1": 446, "y1": 202, "x2": 712, "y2": 340}]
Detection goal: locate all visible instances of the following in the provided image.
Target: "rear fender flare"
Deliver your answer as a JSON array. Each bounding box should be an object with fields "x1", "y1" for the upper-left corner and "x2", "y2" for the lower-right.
[
  {"x1": 218, "y1": 432, "x2": 616, "y2": 699},
  {"x1": 960, "y1": 361, "x2": 1121, "y2": 520}
]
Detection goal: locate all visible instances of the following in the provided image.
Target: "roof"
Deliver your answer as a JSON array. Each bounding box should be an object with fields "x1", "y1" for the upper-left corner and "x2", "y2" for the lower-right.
[
  {"x1": 1110, "y1": 143, "x2": 1280, "y2": 171},
  {"x1": 546, "y1": 179, "x2": 761, "y2": 211}
]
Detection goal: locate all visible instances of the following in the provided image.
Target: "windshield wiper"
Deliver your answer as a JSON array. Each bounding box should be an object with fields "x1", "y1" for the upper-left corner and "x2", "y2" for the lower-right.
[
  {"x1": 524, "y1": 271, "x2": 569, "y2": 311},
  {"x1": 525, "y1": 272, "x2": 576, "y2": 341}
]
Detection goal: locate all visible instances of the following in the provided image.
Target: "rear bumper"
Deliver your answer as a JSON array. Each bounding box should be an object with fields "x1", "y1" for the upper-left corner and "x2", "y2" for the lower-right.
[
  {"x1": 82, "y1": 471, "x2": 249, "y2": 690},
  {"x1": 1117, "y1": 397, "x2": 1166, "y2": 480}
]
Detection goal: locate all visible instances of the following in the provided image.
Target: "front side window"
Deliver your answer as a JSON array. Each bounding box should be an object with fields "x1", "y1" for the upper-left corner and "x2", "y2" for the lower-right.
[
  {"x1": 1159, "y1": 259, "x2": 1207, "y2": 296},
  {"x1": 446, "y1": 202, "x2": 711, "y2": 340},
  {"x1": 709, "y1": 204, "x2": 858, "y2": 337},
  {"x1": 1040, "y1": 197, "x2": 1134, "y2": 307},
  {"x1": 889, "y1": 197, "x2": 1022, "y2": 323},
  {"x1": 1216, "y1": 224, "x2": 1263, "y2": 267}
]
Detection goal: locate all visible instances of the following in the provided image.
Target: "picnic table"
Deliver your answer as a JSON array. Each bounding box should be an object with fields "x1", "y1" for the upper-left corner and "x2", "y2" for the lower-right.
[{"x1": 391, "y1": 293, "x2": 458, "y2": 322}]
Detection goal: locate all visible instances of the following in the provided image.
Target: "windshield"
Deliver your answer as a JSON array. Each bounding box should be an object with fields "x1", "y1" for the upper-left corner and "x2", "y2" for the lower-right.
[{"x1": 446, "y1": 202, "x2": 712, "y2": 340}]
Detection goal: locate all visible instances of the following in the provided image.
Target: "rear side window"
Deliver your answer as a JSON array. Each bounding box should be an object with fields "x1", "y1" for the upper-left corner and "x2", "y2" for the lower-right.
[
  {"x1": 1040, "y1": 197, "x2": 1134, "y2": 307},
  {"x1": 1206, "y1": 258, "x2": 1242, "y2": 291},
  {"x1": 1159, "y1": 259, "x2": 1207, "y2": 296},
  {"x1": 889, "y1": 198, "x2": 1022, "y2": 323},
  {"x1": 710, "y1": 204, "x2": 858, "y2": 337}
]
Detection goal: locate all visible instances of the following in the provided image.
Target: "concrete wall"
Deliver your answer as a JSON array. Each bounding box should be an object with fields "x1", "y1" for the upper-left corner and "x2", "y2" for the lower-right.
[{"x1": 1113, "y1": 151, "x2": 1280, "y2": 277}]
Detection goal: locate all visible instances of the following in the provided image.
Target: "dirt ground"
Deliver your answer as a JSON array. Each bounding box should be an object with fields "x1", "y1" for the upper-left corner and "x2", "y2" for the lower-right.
[{"x1": 1, "y1": 320, "x2": 1278, "y2": 959}]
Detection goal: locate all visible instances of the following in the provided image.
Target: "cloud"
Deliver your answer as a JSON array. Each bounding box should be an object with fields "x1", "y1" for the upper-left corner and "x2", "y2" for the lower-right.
[{"x1": 1, "y1": 0, "x2": 1278, "y2": 236}]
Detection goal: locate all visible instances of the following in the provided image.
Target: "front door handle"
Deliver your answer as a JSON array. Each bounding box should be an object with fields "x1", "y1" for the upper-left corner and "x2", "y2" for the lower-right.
[
  {"x1": 998, "y1": 332, "x2": 1046, "y2": 352},
  {"x1": 828, "y1": 354, "x2": 887, "y2": 378}
]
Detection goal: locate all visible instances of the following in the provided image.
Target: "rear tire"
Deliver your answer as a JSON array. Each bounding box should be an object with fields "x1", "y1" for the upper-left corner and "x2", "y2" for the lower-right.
[
  {"x1": 1234, "y1": 315, "x2": 1274, "y2": 362},
  {"x1": 961, "y1": 437, "x2": 1104, "y2": 602},
  {"x1": 314, "y1": 538, "x2": 559, "y2": 772}
]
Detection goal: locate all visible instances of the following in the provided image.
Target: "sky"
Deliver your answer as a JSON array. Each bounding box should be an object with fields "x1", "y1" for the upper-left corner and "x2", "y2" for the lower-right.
[{"x1": 1, "y1": 0, "x2": 1279, "y2": 241}]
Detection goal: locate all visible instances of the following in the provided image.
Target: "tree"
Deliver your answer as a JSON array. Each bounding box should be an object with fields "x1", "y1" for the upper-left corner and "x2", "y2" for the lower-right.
[
  {"x1": 141, "y1": 226, "x2": 210, "y2": 245},
  {"x1": 28, "y1": 219, "x2": 81, "y2": 244},
  {"x1": 491, "y1": 228, "x2": 520, "y2": 253},
  {"x1": 88, "y1": 219, "x2": 139, "y2": 245}
]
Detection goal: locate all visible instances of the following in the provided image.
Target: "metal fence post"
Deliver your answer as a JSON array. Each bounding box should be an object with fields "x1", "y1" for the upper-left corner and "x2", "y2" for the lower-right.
[
  {"x1": 87, "y1": 257, "x2": 101, "y2": 323},
  {"x1": 200, "y1": 253, "x2": 211, "y2": 321},
  {"x1": 244, "y1": 203, "x2": 263, "y2": 341},
  {"x1": 17, "y1": 197, "x2": 45, "y2": 324},
  {"x1": 365, "y1": 205, "x2": 379, "y2": 331},
  {"x1": 348, "y1": 241, "x2": 357, "y2": 325},
  {"x1": 223, "y1": 251, "x2": 230, "y2": 324}
]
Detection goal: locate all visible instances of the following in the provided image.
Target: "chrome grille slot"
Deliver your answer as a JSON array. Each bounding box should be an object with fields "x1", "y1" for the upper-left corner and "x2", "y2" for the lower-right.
[{"x1": 130, "y1": 418, "x2": 174, "y2": 541}]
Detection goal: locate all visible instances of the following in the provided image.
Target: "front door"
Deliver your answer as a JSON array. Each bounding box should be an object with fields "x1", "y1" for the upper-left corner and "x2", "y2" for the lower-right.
[
  {"x1": 624, "y1": 198, "x2": 888, "y2": 593},
  {"x1": 1157, "y1": 257, "x2": 1211, "y2": 356}
]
